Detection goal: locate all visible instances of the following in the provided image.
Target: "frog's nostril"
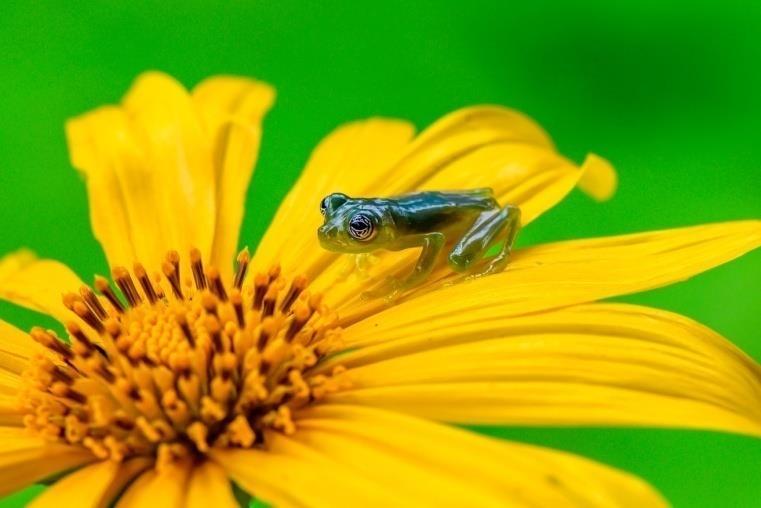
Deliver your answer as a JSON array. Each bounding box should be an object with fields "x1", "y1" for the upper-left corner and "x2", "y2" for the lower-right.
[{"x1": 318, "y1": 225, "x2": 333, "y2": 238}]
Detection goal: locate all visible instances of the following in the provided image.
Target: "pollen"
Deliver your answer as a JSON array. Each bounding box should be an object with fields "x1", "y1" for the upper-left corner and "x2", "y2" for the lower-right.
[{"x1": 19, "y1": 249, "x2": 349, "y2": 467}]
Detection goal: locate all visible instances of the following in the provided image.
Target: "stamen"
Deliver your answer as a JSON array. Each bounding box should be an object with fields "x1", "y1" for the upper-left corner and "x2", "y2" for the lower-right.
[
  {"x1": 257, "y1": 317, "x2": 277, "y2": 352},
  {"x1": 51, "y1": 365, "x2": 74, "y2": 385},
  {"x1": 227, "y1": 414, "x2": 255, "y2": 447},
  {"x1": 112, "y1": 267, "x2": 142, "y2": 307},
  {"x1": 262, "y1": 285, "x2": 278, "y2": 318},
  {"x1": 231, "y1": 289, "x2": 245, "y2": 327},
  {"x1": 51, "y1": 382, "x2": 86, "y2": 404},
  {"x1": 206, "y1": 315, "x2": 224, "y2": 352},
  {"x1": 167, "y1": 250, "x2": 181, "y2": 275},
  {"x1": 62, "y1": 292, "x2": 78, "y2": 312},
  {"x1": 175, "y1": 312, "x2": 196, "y2": 347},
  {"x1": 187, "y1": 422, "x2": 209, "y2": 452},
  {"x1": 286, "y1": 302, "x2": 311, "y2": 341},
  {"x1": 162, "y1": 260, "x2": 183, "y2": 299},
  {"x1": 79, "y1": 286, "x2": 107, "y2": 320},
  {"x1": 206, "y1": 267, "x2": 228, "y2": 302},
  {"x1": 86, "y1": 356, "x2": 115, "y2": 383},
  {"x1": 30, "y1": 327, "x2": 72, "y2": 359},
  {"x1": 72, "y1": 301, "x2": 104, "y2": 333},
  {"x1": 190, "y1": 248, "x2": 207, "y2": 290},
  {"x1": 253, "y1": 272, "x2": 269, "y2": 310},
  {"x1": 233, "y1": 248, "x2": 250, "y2": 289},
  {"x1": 133, "y1": 263, "x2": 159, "y2": 304},
  {"x1": 201, "y1": 292, "x2": 218, "y2": 316},
  {"x1": 152, "y1": 273, "x2": 166, "y2": 300},
  {"x1": 94, "y1": 276, "x2": 125, "y2": 313},
  {"x1": 280, "y1": 275, "x2": 307, "y2": 313},
  {"x1": 66, "y1": 322, "x2": 96, "y2": 358},
  {"x1": 162, "y1": 390, "x2": 190, "y2": 427},
  {"x1": 82, "y1": 437, "x2": 108, "y2": 459},
  {"x1": 200, "y1": 396, "x2": 226, "y2": 423}
]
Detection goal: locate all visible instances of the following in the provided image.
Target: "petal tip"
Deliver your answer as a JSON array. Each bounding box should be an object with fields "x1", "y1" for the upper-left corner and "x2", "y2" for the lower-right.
[
  {"x1": 0, "y1": 248, "x2": 37, "y2": 275},
  {"x1": 579, "y1": 153, "x2": 617, "y2": 201}
]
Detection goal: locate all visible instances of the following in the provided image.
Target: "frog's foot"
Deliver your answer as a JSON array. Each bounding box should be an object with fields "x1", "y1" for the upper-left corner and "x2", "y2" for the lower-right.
[
  {"x1": 354, "y1": 253, "x2": 380, "y2": 278},
  {"x1": 463, "y1": 253, "x2": 511, "y2": 281},
  {"x1": 360, "y1": 276, "x2": 406, "y2": 303}
]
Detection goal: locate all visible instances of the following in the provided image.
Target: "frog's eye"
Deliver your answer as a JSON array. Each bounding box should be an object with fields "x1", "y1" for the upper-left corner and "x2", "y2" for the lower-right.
[
  {"x1": 320, "y1": 197, "x2": 328, "y2": 216},
  {"x1": 348, "y1": 213, "x2": 376, "y2": 241}
]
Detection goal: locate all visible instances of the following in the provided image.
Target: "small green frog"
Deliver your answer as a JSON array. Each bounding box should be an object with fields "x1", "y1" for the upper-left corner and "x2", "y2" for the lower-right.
[{"x1": 317, "y1": 189, "x2": 521, "y2": 298}]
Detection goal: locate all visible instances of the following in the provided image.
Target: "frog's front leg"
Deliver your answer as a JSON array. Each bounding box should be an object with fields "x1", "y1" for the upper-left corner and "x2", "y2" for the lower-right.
[
  {"x1": 448, "y1": 204, "x2": 521, "y2": 277},
  {"x1": 362, "y1": 232, "x2": 445, "y2": 300}
]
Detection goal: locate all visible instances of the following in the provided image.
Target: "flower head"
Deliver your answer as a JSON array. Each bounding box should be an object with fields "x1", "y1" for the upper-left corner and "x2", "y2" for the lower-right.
[
  {"x1": 0, "y1": 71, "x2": 760, "y2": 506},
  {"x1": 21, "y1": 255, "x2": 347, "y2": 469}
]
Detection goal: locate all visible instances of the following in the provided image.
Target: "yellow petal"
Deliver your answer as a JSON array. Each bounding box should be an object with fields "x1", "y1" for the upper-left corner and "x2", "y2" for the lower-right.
[
  {"x1": 371, "y1": 105, "x2": 555, "y2": 195},
  {"x1": 192, "y1": 76, "x2": 275, "y2": 271},
  {"x1": 0, "y1": 427, "x2": 53, "y2": 452},
  {"x1": 339, "y1": 220, "x2": 761, "y2": 326},
  {"x1": 66, "y1": 105, "x2": 150, "y2": 269},
  {"x1": 116, "y1": 460, "x2": 191, "y2": 508},
  {"x1": 121, "y1": 72, "x2": 215, "y2": 269},
  {"x1": 218, "y1": 404, "x2": 666, "y2": 507},
  {"x1": 0, "y1": 319, "x2": 37, "y2": 375},
  {"x1": 29, "y1": 457, "x2": 151, "y2": 508},
  {"x1": 211, "y1": 435, "x2": 400, "y2": 507},
  {"x1": 289, "y1": 426, "x2": 504, "y2": 507},
  {"x1": 185, "y1": 460, "x2": 238, "y2": 508},
  {"x1": 405, "y1": 105, "x2": 554, "y2": 151},
  {"x1": 0, "y1": 395, "x2": 23, "y2": 426},
  {"x1": 253, "y1": 106, "x2": 612, "y2": 284},
  {"x1": 329, "y1": 303, "x2": 761, "y2": 435},
  {"x1": 253, "y1": 118, "x2": 415, "y2": 276},
  {"x1": 317, "y1": 147, "x2": 617, "y2": 308},
  {"x1": 577, "y1": 153, "x2": 617, "y2": 201},
  {"x1": 0, "y1": 250, "x2": 83, "y2": 324},
  {"x1": 0, "y1": 374, "x2": 21, "y2": 398},
  {"x1": 0, "y1": 431, "x2": 94, "y2": 498},
  {"x1": 416, "y1": 143, "x2": 592, "y2": 222},
  {"x1": 67, "y1": 71, "x2": 275, "y2": 274}
]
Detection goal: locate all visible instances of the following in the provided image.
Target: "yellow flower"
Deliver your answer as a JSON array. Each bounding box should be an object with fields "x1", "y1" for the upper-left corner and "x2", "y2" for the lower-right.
[{"x1": 0, "y1": 71, "x2": 759, "y2": 507}]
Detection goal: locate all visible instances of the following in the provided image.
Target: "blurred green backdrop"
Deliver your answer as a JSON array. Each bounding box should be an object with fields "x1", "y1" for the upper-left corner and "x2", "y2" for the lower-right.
[{"x1": 1, "y1": 0, "x2": 760, "y2": 506}]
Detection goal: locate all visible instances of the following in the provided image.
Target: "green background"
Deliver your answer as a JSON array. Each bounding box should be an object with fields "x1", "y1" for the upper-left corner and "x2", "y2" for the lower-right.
[{"x1": 1, "y1": 0, "x2": 760, "y2": 506}]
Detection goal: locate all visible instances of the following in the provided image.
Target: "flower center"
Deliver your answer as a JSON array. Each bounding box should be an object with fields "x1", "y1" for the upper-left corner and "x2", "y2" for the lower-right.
[{"x1": 20, "y1": 249, "x2": 347, "y2": 468}]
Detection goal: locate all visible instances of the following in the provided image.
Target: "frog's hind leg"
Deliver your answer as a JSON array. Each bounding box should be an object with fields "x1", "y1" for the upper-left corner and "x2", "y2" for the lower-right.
[{"x1": 448, "y1": 204, "x2": 521, "y2": 278}]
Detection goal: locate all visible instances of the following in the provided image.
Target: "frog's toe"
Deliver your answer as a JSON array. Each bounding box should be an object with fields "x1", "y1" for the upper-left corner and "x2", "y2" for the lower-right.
[
  {"x1": 448, "y1": 251, "x2": 476, "y2": 272},
  {"x1": 484, "y1": 256, "x2": 510, "y2": 275},
  {"x1": 361, "y1": 277, "x2": 403, "y2": 301},
  {"x1": 465, "y1": 254, "x2": 511, "y2": 280}
]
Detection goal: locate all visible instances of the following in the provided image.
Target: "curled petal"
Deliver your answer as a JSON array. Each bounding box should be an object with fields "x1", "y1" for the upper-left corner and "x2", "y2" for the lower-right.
[{"x1": 254, "y1": 106, "x2": 612, "y2": 286}]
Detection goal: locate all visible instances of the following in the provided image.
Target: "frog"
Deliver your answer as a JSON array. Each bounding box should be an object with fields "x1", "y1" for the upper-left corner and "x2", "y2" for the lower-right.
[{"x1": 317, "y1": 189, "x2": 521, "y2": 299}]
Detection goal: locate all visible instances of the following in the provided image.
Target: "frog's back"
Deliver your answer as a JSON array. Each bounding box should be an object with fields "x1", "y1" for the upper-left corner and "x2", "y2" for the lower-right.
[
  {"x1": 389, "y1": 189, "x2": 498, "y2": 234},
  {"x1": 393, "y1": 189, "x2": 497, "y2": 210}
]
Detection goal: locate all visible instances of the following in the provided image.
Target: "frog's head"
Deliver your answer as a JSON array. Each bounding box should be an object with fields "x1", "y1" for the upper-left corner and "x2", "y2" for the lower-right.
[{"x1": 317, "y1": 193, "x2": 395, "y2": 253}]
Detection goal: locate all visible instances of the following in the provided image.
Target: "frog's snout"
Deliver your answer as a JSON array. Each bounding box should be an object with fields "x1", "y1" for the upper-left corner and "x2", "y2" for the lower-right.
[{"x1": 317, "y1": 224, "x2": 338, "y2": 248}]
